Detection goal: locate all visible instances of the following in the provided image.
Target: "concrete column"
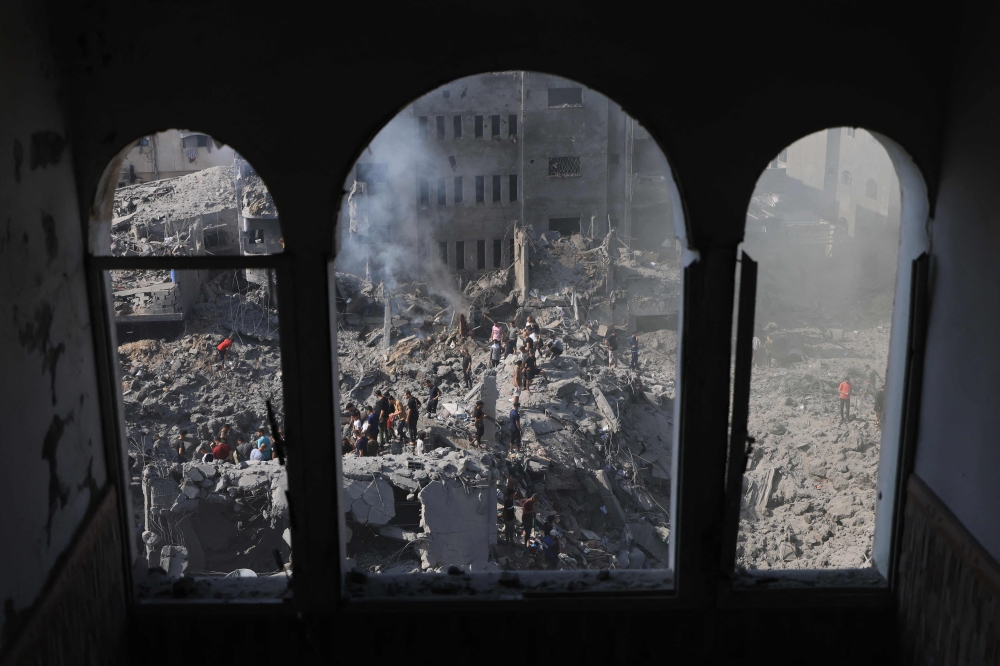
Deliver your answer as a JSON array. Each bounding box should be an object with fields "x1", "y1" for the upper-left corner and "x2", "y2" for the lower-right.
[{"x1": 481, "y1": 373, "x2": 498, "y2": 448}]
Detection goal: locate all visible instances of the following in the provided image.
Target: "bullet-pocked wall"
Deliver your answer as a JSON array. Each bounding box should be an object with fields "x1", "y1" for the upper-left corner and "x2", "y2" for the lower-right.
[{"x1": 0, "y1": 2, "x2": 112, "y2": 655}]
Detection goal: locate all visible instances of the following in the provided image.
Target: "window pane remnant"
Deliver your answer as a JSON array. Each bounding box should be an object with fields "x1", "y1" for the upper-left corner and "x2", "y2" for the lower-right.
[
  {"x1": 549, "y1": 157, "x2": 582, "y2": 177},
  {"x1": 109, "y1": 266, "x2": 289, "y2": 594},
  {"x1": 548, "y1": 87, "x2": 583, "y2": 107},
  {"x1": 737, "y1": 127, "x2": 900, "y2": 574}
]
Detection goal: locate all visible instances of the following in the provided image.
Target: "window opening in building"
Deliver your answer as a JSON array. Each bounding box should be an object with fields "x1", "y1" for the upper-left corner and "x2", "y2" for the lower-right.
[
  {"x1": 477, "y1": 240, "x2": 486, "y2": 269},
  {"x1": 356, "y1": 163, "x2": 389, "y2": 196},
  {"x1": 492, "y1": 115, "x2": 501, "y2": 138},
  {"x1": 418, "y1": 178, "x2": 430, "y2": 205},
  {"x1": 734, "y1": 128, "x2": 902, "y2": 577},
  {"x1": 418, "y1": 116, "x2": 428, "y2": 139},
  {"x1": 90, "y1": 131, "x2": 290, "y2": 601},
  {"x1": 437, "y1": 177, "x2": 447, "y2": 205},
  {"x1": 454, "y1": 115, "x2": 463, "y2": 139},
  {"x1": 846, "y1": 127, "x2": 857, "y2": 138},
  {"x1": 548, "y1": 87, "x2": 583, "y2": 107},
  {"x1": 334, "y1": 73, "x2": 681, "y2": 594},
  {"x1": 548, "y1": 217, "x2": 582, "y2": 237},
  {"x1": 549, "y1": 157, "x2": 582, "y2": 178},
  {"x1": 436, "y1": 116, "x2": 446, "y2": 140},
  {"x1": 842, "y1": 170, "x2": 852, "y2": 185}
]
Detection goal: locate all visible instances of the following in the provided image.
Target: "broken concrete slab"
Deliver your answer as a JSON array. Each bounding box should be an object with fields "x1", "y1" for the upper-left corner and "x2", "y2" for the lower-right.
[
  {"x1": 344, "y1": 477, "x2": 395, "y2": 526},
  {"x1": 418, "y1": 478, "x2": 497, "y2": 570},
  {"x1": 627, "y1": 521, "x2": 670, "y2": 565}
]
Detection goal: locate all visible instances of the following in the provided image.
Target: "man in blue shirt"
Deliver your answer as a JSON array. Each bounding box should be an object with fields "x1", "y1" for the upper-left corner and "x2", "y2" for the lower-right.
[
  {"x1": 629, "y1": 332, "x2": 639, "y2": 370},
  {"x1": 256, "y1": 428, "x2": 272, "y2": 460},
  {"x1": 509, "y1": 400, "x2": 522, "y2": 454},
  {"x1": 355, "y1": 433, "x2": 369, "y2": 457},
  {"x1": 365, "y1": 406, "x2": 379, "y2": 455}
]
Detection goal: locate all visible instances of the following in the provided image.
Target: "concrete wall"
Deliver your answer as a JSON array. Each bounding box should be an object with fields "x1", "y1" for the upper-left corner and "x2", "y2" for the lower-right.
[
  {"x1": 912, "y1": 2, "x2": 1000, "y2": 562},
  {"x1": 0, "y1": 1, "x2": 109, "y2": 652},
  {"x1": 118, "y1": 129, "x2": 235, "y2": 182},
  {"x1": 522, "y1": 72, "x2": 610, "y2": 234}
]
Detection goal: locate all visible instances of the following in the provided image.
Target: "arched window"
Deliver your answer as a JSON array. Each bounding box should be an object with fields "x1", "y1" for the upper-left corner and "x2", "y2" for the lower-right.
[
  {"x1": 866, "y1": 178, "x2": 878, "y2": 199},
  {"x1": 89, "y1": 131, "x2": 291, "y2": 599},
  {"x1": 734, "y1": 127, "x2": 926, "y2": 583},
  {"x1": 333, "y1": 72, "x2": 684, "y2": 592}
]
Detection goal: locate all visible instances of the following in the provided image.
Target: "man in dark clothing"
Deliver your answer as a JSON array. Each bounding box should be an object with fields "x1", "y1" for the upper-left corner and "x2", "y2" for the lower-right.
[
  {"x1": 503, "y1": 337, "x2": 516, "y2": 359},
  {"x1": 405, "y1": 390, "x2": 421, "y2": 446},
  {"x1": 425, "y1": 380, "x2": 441, "y2": 416},
  {"x1": 542, "y1": 529, "x2": 561, "y2": 569},
  {"x1": 861, "y1": 364, "x2": 882, "y2": 399},
  {"x1": 374, "y1": 390, "x2": 391, "y2": 448},
  {"x1": 355, "y1": 433, "x2": 369, "y2": 457},
  {"x1": 490, "y1": 340, "x2": 502, "y2": 368},
  {"x1": 629, "y1": 333, "x2": 639, "y2": 370},
  {"x1": 460, "y1": 348, "x2": 473, "y2": 389},
  {"x1": 470, "y1": 400, "x2": 485, "y2": 447},
  {"x1": 525, "y1": 347, "x2": 547, "y2": 383},
  {"x1": 235, "y1": 436, "x2": 253, "y2": 462},
  {"x1": 606, "y1": 330, "x2": 618, "y2": 367},
  {"x1": 509, "y1": 400, "x2": 522, "y2": 453},
  {"x1": 502, "y1": 485, "x2": 517, "y2": 544},
  {"x1": 521, "y1": 493, "x2": 539, "y2": 547}
]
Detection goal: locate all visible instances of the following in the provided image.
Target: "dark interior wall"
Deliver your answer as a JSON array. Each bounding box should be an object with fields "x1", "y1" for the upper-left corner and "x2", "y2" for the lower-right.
[
  {"x1": 0, "y1": 0, "x2": 989, "y2": 662},
  {"x1": 912, "y1": 0, "x2": 1000, "y2": 561}
]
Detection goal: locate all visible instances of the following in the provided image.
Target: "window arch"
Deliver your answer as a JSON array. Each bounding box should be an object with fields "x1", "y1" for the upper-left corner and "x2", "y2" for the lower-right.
[
  {"x1": 733, "y1": 126, "x2": 929, "y2": 584},
  {"x1": 89, "y1": 130, "x2": 292, "y2": 600},
  {"x1": 866, "y1": 178, "x2": 878, "y2": 199},
  {"x1": 332, "y1": 71, "x2": 686, "y2": 593}
]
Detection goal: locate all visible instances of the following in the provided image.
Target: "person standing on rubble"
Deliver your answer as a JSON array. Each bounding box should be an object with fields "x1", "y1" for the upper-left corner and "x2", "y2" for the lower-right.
[
  {"x1": 425, "y1": 380, "x2": 441, "y2": 417},
  {"x1": 471, "y1": 400, "x2": 485, "y2": 448},
  {"x1": 461, "y1": 348, "x2": 473, "y2": 389},
  {"x1": 175, "y1": 432, "x2": 190, "y2": 463},
  {"x1": 513, "y1": 359, "x2": 525, "y2": 397},
  {"x1": 861, "y1": 364, "x2": 882, "y2": 399},
  {"x1": 542, "y1": 529, "x2": 561, "y2": 569},
  {"x1": 521, "y1": 493, "x2": 539, "y2": 547},
  {"x1": 405, "y1": 390, "x2": 421, "y2": 447},
  {"x1": 629, "y1": 332, "x2": 639, "y2": 370},
  {"x1": 509, "y1": 399, "x2": 522, "y2": 454},
  {"x1": 374, "y1": 390, "x2": 391, "y2": 449},
  {"x1": 763, "y1": 335, "x2": 774, "y2": 371},
  {"x1": 217, "y1": 336, "x2": 233, "y2": 372},
  {"x1": 526, "y1": 347, "x2": 547, "y2": 384},
  {"x1": 364, "y1": 406, "x2": 379, "y2": 454},
  {"x1": 490, "y1": 339, "x2": 502, "y2": 368},
  {"x1": 491, "y1": 321, "x2": 503, "y2": 344},
  {"x1": 605, "y1": 330, "x2": 619, "y2": 367},
  {"x1": 503, "y1": 334, "x2": 516, "y2": 360},
  {"x1": 838, "y1": 376, "x2": 852, "y2": 422},
  {"x1": 354, "y1": 431, "x2": 369, "y2": 457},
  {"x1": 502, "y1": 484, "x2": 517, "y2": 544}
]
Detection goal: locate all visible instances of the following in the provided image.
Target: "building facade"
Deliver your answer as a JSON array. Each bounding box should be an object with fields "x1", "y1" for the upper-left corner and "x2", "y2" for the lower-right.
[{"x1": 117, "y1": 129, "x2": 236, "y2": 185}]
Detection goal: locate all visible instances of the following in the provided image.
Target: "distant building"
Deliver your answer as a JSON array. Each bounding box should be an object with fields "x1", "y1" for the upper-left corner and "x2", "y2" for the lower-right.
[
  {"x1": 116, "y1": 129, "x2": 236, "y2": 185},
  {"x1": 340, "y1": 72, "x2": 673, "y2": 284}
]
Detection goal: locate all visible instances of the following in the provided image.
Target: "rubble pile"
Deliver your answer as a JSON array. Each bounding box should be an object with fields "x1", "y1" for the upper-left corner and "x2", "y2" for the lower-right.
[
  {"x1": 737, "y1": 325, "x2": 891, "y2": 570},
  {"x1": 110, "y1": 165, "x2": 237, "y2": 256},
  {"x1": 336, "y1": 227, "x2": 682, "y2": 573},
  {"x1": 137, "y1": 459, "x2": 290, "y2": 577},
  {"x1": 239, "y1": 172, "x2": 277, "y2": 218}
]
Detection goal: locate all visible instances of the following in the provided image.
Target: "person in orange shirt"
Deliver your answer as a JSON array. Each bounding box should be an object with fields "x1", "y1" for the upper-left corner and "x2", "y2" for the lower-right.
[
  {"x1": 838, "y1": 376, "x2": 852, "y2": 422},
  {"x1": 217, "y1": 337, "x2": 233, "y2": 371}
]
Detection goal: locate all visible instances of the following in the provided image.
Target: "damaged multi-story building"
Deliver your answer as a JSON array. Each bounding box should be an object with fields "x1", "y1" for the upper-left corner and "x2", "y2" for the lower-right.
[{"x1": 338, "y1": 72, "x2": 676, "y2": 287}]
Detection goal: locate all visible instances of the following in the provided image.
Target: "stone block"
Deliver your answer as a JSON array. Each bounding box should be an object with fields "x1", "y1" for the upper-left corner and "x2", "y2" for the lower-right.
[{"x1": 185, "y1": 467, "x2": 205, "y2": 482}]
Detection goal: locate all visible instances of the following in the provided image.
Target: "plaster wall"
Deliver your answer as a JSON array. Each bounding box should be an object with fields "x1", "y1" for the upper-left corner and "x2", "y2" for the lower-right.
[
  {"x1": 118, "y1": 129, "x2": 235, "y2": 182},
  {"x1": 913, "y1": 3, "x2": 1000, "y2": 562},
  {"x1": 0, "y1": 1, "x2": 108, "y2": 652}
]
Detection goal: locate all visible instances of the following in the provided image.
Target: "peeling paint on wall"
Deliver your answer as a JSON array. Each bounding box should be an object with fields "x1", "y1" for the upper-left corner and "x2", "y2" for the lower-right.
[
  {"x1": 42, "y1": 412, "x2": 74, "y2": 546},
  {"x1": 28, "y1": 131, "x2": 66, "y2": 171}
]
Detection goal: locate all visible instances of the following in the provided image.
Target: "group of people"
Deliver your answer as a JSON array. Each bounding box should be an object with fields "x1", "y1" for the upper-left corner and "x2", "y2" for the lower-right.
[
  {"x1": 499, "y1": 486, "x2": 562, "y2": 569},
  {"x1": 167, "y1": 423, "x2": 279, "y2": 465},
  {"x1": 838, "y1": 363, "x2": 886, "y2": 425}
]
